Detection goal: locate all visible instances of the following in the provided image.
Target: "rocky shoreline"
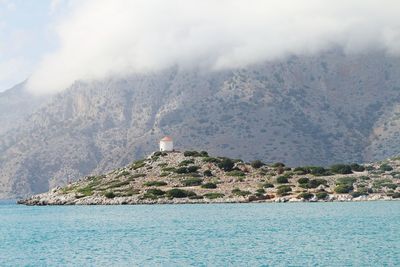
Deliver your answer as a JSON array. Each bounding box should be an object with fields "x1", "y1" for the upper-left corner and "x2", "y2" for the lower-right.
[
  {"x1": 18, "y1": 151, "x2": 400, "y2": 206},
  {"x1": 18, "y1": 190, "x2": 398, "y2": 206}
]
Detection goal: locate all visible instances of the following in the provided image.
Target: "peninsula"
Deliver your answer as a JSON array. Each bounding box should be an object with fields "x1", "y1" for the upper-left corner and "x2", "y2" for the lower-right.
[{"x1": 19, "y1": 150, "x2": 400, "y2": 205}]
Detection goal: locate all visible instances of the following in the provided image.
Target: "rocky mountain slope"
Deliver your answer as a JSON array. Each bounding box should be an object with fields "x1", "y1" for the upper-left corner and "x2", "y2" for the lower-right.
[
  {"x1": 3, "y1": 50, "x2": 400, "y2": 198},
  {"x1": 0, "y1": 82, "x2": 47, "y2": 135},
  {"x1": 19, "y1": 150, "x2": 400, "y2": 205}
]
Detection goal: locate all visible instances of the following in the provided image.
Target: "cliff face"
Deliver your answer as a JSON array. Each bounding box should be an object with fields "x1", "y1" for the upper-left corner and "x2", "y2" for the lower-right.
[{"x1": 2, "y1": 51, "x2": 400, "y2": 198}]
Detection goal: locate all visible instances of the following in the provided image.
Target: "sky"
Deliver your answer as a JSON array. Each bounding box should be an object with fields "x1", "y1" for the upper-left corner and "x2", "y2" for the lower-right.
[
  {"x1": 1, "y1": 0, "x2": 400, "y2": 94},
  {"x1": 0, "y1": 0, "x2": 55, "y2": 91}
]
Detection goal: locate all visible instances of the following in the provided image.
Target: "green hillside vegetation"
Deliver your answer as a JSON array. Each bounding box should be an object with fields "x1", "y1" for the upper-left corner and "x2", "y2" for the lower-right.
[{"x1": 22, "y1": 150, "x2": 400, "y2": 205}]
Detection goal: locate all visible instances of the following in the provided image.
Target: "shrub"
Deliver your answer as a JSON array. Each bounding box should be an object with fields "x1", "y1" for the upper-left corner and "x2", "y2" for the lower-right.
[
  {"x1": 256, "y1": 188, "x2": 266, "y2": 194},
  {"x1": 380, "y1": 164, "x2": 393, "y2": 172},
  {"x1": 131, "y1": 160, "x2": 146, "y2": 170},
  {"x1": 76, "y1": 186, "x2": 94, "y2": 197},
  {"x1": 310, "y1": 167, "x2": 330, "y2": 176},
  {"x1": 116, "y1": 170, "x2": 131, "y2": 178},
  {"x1": 203, "y1": 157, "x2": 221, "y2": 163},
  {"x1": 179, "y1": 159, "x2": 195, "y2": 166},
  {"x1": 297, "y1": 192, "x2": 314, "y2": 200},
  {"x1": 298, "y1": 177, "x2": 310, "y2": 184},
  {"x1": 271, "y1": 162, "x2": 285, "y2": 168},
  {"x1": 350, "y1": 163, "x2": 365, "y2": 172},
  {"x1": 316, "y1": 192, "x2": 328, "y2": 199},
  {"x1": 204, "y1": 193, "x2": 224, "y2": 199},
  {"x1": 336, "y1": 177, "x2": 357, "y2": 185},
  {"x1": 146, "y1": 189, "x2": 165, "y2": 196},
  {"x1": 392, "y1": 192, "x2": 400, "y2": 198},
  {"x1": 184, "y1": 151, "x2": 207, "y2": 157},
  {"x1": 203, "y1": 170, "x2": 212, "y2": 177},
  {"x1": 330, "y1": 164, "x2": 353, "y2": 174},
  {"x1": 277, "y1": 185, "x2": 292, "y2": 195},
  {"x1": 263, "y1": 183, "x2": 274, "y2": 188},
  {"x1": 218, "y1": 158, "x2": 235, "y2": 171},
  {"x1": 175, "y1": 167, "x2": 188, "y2": 174},
  {"x1": 294, "y1": 167, "x2": 310, "y2": 175},
  {"x1": 307, "y1": 179, "x2": 327, "y2": 188},
  {"x1": 187, "y1": 165, "x2": 200, "y2": 173},
  {"x1": 201, "y1": 182, "x2": 217, "y2": 189},
  {"x1": 153, "y1": 151, "x2": 167, "y2": 157},
  {"x1": 104, "y1": 191, "x2": 115, "y2": 198},
  {"x1": 160, "y1": 172, "x2": 169, "y2": 177},
  {"x1": 144, "y1": 181, "x2": 167, "y2": 187},
  {"x1": 166, "y1": 189, "x2": 196, "y2": 198},
  {"x1": 182, "y1": 178, "x2": 203, "y2": 186},
  {"x1": 232, "y1": 188, "x2": 252, "y2": 196},
  {"x1": 251, "y1": 160, "x2": 264, "y2": 169},
  {"x1": 226, "y1": 170, "x2": 245, "y2": 177},
  {"x1": 276, "y1": 176, "x2": 289, "y2": 184},
  {"x1": 335, "y1": 184, "x2": 353, "y2": 193}
]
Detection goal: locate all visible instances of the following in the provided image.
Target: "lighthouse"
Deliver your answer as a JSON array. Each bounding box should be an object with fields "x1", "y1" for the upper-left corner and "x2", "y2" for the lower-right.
[{"x1": 159, "y1": 136, "x2": 173, "y2": 152}]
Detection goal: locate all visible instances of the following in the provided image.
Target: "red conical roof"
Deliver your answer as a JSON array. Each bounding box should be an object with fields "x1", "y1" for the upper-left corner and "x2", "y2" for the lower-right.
[{"x1": 160, "y1": 136, "x2": 173, "y2": 142}]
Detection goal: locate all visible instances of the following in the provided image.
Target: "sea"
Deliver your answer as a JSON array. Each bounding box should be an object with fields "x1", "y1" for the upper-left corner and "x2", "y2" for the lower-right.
[{"x1": 0, "y1": 200, "x2": 399, "y2": 266}]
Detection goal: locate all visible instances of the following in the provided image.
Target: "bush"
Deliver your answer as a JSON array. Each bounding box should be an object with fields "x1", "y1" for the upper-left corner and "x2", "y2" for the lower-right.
[
  {"x1": 297, "y1": 192, "x2": 314, "y2": 200},
  {"x1": 256, "y1": 188, "x2": 266, "y2": 194},
  {"x1": 203, "y1": 193, "x2": 224, "y2": 199},
  {"x1": 351, "y1": 163, "x2": 365, "y2": 172},
  {"x1": 350, "y1": 191, "x2": 367, "y2": 198},
  {"x1": 336, "y1": 177, "x2": 357, "y2": 185},
  {"x1": 392, "y1": 192, "x2": 400, "y2": 198},
  {"x1": 330, "y1": 164, "x2": 353, "y2": 174},
  {"x1": 276, "y1": 176, "x2": 289, "y2": 184},
  {"x1": 310, "y1": 167, "x2": 330, "y2": 176},
  {"x1": 144, "y1": 181, "x2": 167, "y2": 186},
  {"x1": 182, "y1": 178, "x2": 203, "y2": 186},
  {"x1": 226, "y1": 170, "x2": 245, "y2": 177},
  {"x1": 232, "y1": 188, "x2": 252, "y2": 196},
  {"x1": 307, "y1": 179, "x2": 327, "y2": 188},
  {"x1": 166, "y1": 189, "x2": 196, "y2": 198},
  {"x1": 187, "y1": 165, "x2": 200, "y2": 173},
  {"x1": 316, "y1": 192, "x2": 328, "y2": 199},
  {"x1": 271, "y1": 162, "x2": 285, "y2": 168},
  {"x1": 201, "y1": 182, "x2": 217, "y2": 189},
  {"x1": 380, "y1": 164, "x2": 393, "y2": 172},
  {"x1": 203, "y1": 157, "x2": 221, "y2": 163},
  {"x1": 146, "y1": 189, "x2": 165, "y2": 196},
  {"x1": 218, "y1": 158, "x2": 235, "y2": 171},
  {"x1": 335, "y1": 184, "x2": 353, "y2": 193},
  {"x1": 298, "y1": 177, "x2": 310, "y2": 184},
  {"x1": 251, "y1": 160, "x2": 264, "y2": 169},
  {"x1": 203, "y1": 170, "x2": 212, "y2": 177},
  {"x1": 184, "y1": 151, "x2": 201, "y2": 157},
  {"x1": 294, "y1": 167, "x2": 310, "y2": 175},
  {"x1": 263, "y1": 183, "x2": 274, "y2": 188},
  {"x1": 179, "y1": 159, "x2": 195, "y2": 166},
  {"x1": 104, "y1": 191, "x2": 115, "y2": 199},
  {"x1": 175, "y1": 167, "x2": 188, "y2": 174},
  {"x1": 277, "y1": 185, "x2": 292, "y2": 195}
]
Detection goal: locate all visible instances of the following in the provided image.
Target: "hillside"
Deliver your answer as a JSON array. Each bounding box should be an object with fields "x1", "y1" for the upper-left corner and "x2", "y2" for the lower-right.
[
  {"x1": 19, "y1": 150, "x2": 400, "y2": 205},
  {"x1": 3, "y1": 51, "x2": 400, "y2": 198}
]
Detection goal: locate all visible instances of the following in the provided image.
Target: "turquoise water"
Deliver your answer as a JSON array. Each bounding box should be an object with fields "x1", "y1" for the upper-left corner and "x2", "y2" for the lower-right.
[{"x1": 0, "y1": 201, "x2": 399, "y2": 266}]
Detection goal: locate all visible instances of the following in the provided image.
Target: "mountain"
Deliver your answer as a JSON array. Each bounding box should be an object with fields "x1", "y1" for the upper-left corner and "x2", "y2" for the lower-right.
[
  {"x1": 18, "y1": 151, "x2": 400, "y2": 205},
  {"x1": 2, "y1": 50, "x2": 400, "y2": 198},
  {"x1": 0, "y1": 82, "x2": 47, "y2": 135}
]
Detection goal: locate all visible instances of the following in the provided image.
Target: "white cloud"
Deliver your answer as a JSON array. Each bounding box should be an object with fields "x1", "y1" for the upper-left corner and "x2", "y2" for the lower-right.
[{"x1": 27, "y1": 0, "x2": 400, "y2": 94}]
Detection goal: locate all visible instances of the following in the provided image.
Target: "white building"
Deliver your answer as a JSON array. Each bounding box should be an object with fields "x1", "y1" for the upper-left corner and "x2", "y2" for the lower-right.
[{"x1": 159, "y1": 136, "x2": 174, "y2": 151}]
